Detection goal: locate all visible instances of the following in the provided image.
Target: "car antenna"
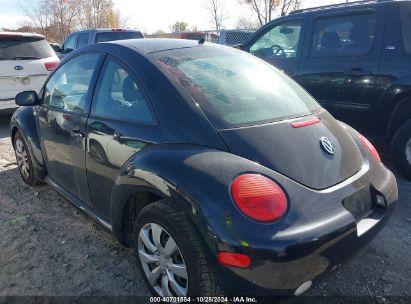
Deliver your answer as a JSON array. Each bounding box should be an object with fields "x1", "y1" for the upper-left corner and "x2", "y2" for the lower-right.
[{"x1": 198, "y1": 37, "x2": 205, "y2": 45}]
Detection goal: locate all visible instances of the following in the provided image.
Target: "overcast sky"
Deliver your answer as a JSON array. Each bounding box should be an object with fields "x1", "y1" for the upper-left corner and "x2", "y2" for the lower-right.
[{"x1": 0, "y1": 0, "x2": 348, "y2": 33}]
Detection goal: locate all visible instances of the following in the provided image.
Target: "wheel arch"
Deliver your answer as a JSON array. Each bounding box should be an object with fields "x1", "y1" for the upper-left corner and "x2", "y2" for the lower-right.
[
  {"x1": 386, "y1": 93, "x2": 411, "y2": 142},
  {"x1": 110, "y1": 165, "x2": 215, "y2": 248},
  {"x1": 10, "y1": 107, "x2": 47, "y2": 181}
]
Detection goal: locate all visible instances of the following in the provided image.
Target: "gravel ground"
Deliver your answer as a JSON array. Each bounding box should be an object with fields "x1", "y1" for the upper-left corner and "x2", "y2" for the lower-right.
[{"x1": 0, "y1": 114, "x2": 410, "y2": 303}]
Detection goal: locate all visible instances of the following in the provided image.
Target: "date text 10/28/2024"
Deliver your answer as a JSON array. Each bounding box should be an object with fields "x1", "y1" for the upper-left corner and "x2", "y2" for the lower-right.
[{"x1": 150, "y1": 297, "x2": 258, "y2": 303}]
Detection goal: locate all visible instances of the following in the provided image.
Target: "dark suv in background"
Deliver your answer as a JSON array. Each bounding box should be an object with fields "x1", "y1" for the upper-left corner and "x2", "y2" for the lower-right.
[
  {"x1": 57, "y1": 28, "x2": 144, "y2": 58},
  {"x1": 240, "y1": 0, "x2": 411, "y2": 178}
]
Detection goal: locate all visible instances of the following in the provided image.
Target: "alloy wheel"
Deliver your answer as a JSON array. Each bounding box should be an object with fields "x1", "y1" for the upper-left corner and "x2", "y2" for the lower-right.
[
  {"x1": 15, "y1": 139, "x2": 30, "y2": 179},
  {"x1": 138, "y1": 223, "x2": 188, "y2": 297}
]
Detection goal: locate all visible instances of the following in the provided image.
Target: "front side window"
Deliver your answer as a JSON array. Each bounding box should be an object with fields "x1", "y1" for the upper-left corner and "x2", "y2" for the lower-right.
[
  {"x1": 311, "y1": 13, "x2": 376, "y2": 58},
  {"x1": 63, "y1": 34, "x2": 77, "y2": 53},
  {"x1": 156, "y1": 47, "x2": 320, "y2": 129},
  {"x1": 43, "y1": 54, "x2": 100, "y2": 113},
  {"x1": 250, "y1": 20, "x2": 302, "y2": 59},
  {"x1": 400, "y1": 2, "x2": 411, "y2": 54},
  {"x1": 91, "y1": 58, "x2": 155, "y2": 124}
]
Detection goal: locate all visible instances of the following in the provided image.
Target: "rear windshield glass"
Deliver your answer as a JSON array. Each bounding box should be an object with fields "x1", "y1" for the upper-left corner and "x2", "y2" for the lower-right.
[
  {"x1": 95, "y1": 31, "x2": 143, "y2": 43},
  {"x1": 0, "y1": 36, "x2": 54, "y2": 60},
  {"x1": 155, "y1": 47, "x2": 320, "y2": 129}
]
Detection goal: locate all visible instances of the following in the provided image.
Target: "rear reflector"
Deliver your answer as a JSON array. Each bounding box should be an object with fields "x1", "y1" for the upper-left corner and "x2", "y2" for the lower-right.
[
  {"x1": 44, "y1": 61, "x2": 59, "y2": 71},
  {"x1": 291, "y1": 117, "x2": 321, "y2": 128},
  {"x1": 217, "y1": 252, "x2": 251, "y2": 268},
  {"x1": 359, "y1": 134, "x2": 381, "y2": 162}
]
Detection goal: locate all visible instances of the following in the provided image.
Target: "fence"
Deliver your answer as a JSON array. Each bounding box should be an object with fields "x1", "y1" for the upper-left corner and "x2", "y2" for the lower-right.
[{"x1": 147, "y1": 29, "x2": 256, "y2": 47}]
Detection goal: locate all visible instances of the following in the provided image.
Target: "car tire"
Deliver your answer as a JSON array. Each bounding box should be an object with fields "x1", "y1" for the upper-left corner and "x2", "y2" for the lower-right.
[
  {"x1": 392, "y1": 118, "x2": 411, "y2": 179},
  {"x1": 13, "y1": 131, "x2": 41, "y2": 186},
  {"x1": 132, "y1": 199, "x2": 216, "y2": 297}
]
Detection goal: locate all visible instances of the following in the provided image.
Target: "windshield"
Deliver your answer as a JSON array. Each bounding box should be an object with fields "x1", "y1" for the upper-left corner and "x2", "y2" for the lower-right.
[
  {"x1": 95, "y1": 31, "x2": 144, "y2": 43},
  {"x1": 0, "y1": 36, "x2": 54, "y2": 60},
  {"x1": 155, "y1": 46, "x2": 320, "y2": 129}
]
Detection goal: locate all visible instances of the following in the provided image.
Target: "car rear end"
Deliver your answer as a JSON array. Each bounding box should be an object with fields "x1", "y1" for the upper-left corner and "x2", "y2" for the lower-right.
[
  {"x1": 153, "y1": 44, "x2": 398, "y2": 296},
  {"x1": 0, "y1": 33, "x2": 59, "y2": 113}
]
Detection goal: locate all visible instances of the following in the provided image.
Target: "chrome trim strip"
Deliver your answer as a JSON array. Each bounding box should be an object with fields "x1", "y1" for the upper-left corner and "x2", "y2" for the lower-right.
[{"x1": 0, "y1": 74, "x2": 48, "y2": 79}]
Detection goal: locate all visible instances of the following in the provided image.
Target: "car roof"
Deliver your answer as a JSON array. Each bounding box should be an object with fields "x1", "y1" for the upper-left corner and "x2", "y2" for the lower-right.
[
  {"x1": 0, "y1": 32, "x2": 45, "y2": 39},
  {"x1": 289, "y1": 0, "x2": 403, "y2": 15},
  {"x1": 113, "y1": 38, "x2": 202, "y2": 54}
]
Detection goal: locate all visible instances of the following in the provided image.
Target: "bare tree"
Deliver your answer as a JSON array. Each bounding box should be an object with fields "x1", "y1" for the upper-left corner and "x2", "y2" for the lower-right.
[
  {"x1": 21, "y1": 0, "x2": 125, "y2": 42},
  {"x1": 204, "y1": 0, "x2": 227, "y2": 31},
  {"x1": 280, "y1": 0, "x2": 301, "y2": 16},
  {"x1": 78, "y1": 0, "x2": 121, "y2": 29},
  {"x1": 20, "y1": 0, "x2": 54, "y2": 40},
  {"x1": 240, "y1": 0, "x2": 280, "y2": 27},
  {"x1": 235, "y1": 15, "x2": 258, "y2": 30}
]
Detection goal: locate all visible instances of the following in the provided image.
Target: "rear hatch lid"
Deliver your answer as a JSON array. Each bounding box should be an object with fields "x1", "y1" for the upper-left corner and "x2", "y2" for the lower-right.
[{"x1": 219, "y1": 110, "x2": 362, "y2": 190}]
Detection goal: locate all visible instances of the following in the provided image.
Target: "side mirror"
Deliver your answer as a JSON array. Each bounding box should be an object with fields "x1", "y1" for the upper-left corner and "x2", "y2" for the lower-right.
[{"x1": 15, "y1": 91, "x2": 40, "y2": 106}]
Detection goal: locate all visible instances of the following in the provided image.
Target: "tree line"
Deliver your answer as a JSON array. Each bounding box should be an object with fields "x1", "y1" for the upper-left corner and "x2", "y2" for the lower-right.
[{"x1": 19, "y1": 0, "x2": 127, "y2": 43}]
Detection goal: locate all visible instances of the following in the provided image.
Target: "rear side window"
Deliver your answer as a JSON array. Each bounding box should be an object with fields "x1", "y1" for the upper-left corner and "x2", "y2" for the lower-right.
[
  {"x1": 310, "y1": 13, "x2": 376, "y2": 58},
  {"x1": 91, "y1": 58, "x2": 155, "y2": 124},
  {"x1": 400, "y1": 2, "x2": 411, "y2": 54},
  {"x1": 95, "y1": 31, "x2": 143, "y2": 43},
  {"x1": 77, "y1": 33, "x2": 89, "y2": 49},
  {"x1": 0, "y1": 36, "x2": 54, "y2": 60},
  {"x1": 43, "y1": 54, "x2": 100, "y2": 113}
]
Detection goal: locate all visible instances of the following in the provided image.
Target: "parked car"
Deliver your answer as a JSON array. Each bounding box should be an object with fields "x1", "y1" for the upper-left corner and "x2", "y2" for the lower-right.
[
  {"x1": 217, "y1": 29, "x2": 254, "y2": 47},
  {"x1": 0, "y1": 32, "x2": 59, "y2": 114},
  {"x1": 239, "y1": 0, "x2": 411, "y2": 178},
  {"x1": 56, "y1": 28, "x2": 144, "y2": 58},
  {"x1": 10, "y1": 39, "x2": 397, "y2": 297}
]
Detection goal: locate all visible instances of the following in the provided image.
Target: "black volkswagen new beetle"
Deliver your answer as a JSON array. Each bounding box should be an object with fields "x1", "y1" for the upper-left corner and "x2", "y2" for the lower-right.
[{"x1": 10, "y1": 39, "x2": 397, "y2": 297}]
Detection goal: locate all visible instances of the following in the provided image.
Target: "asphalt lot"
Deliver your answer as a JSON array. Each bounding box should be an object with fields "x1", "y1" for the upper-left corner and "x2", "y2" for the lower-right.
[{"x1": 0, "y1": 113, "x2": 410, "y2": 303}]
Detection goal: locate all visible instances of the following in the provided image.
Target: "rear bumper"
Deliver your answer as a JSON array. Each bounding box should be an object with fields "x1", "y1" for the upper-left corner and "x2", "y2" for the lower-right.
[{"x1": 208, "y1": 168, "x2": 398, "y2": 296}]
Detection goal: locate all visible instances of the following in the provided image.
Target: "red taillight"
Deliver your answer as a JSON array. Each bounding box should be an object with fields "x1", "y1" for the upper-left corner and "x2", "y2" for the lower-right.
[
  {"x1": 231, "y1": 174, "x2": 287, "y2": 222},
  {"x1": 112, "y1": 28, "x2": 126, "y2": 32},
  {"x1": 359, "y1": 134, "x2": 381, "y2": 162},
  {"x1": 44, "y1": 61, "x2": 59, "y2": 71},
  {"x1": 291, "y1": 117, "x2": 321, "y2": 128},
  {"x1": 217, "y1": 252, "x2": 251, "y2": 268}
]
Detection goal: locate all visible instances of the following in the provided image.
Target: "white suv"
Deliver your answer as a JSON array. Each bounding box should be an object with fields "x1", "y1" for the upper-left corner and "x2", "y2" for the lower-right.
[{"x1": 0, "y1": 32, "x2": 59, "y2": 113}]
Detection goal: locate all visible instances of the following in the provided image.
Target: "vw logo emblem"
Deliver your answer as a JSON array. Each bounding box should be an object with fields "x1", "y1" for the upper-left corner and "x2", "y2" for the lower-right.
[
  {"x1": 14, "y1": 66, "x2": 24, "y2": 71},
  {"x1": 320, "y1": 137, "x2": 336, "y2": 155}
]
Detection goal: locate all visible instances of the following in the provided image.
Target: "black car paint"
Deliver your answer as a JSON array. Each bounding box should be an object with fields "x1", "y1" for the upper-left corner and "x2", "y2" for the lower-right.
[
  {"x1": 241, "y1": 0, "x2": 411, "y2": 144},
  {"x1": 10, "y1": 39, "x2": 398, "y2": 295}
]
